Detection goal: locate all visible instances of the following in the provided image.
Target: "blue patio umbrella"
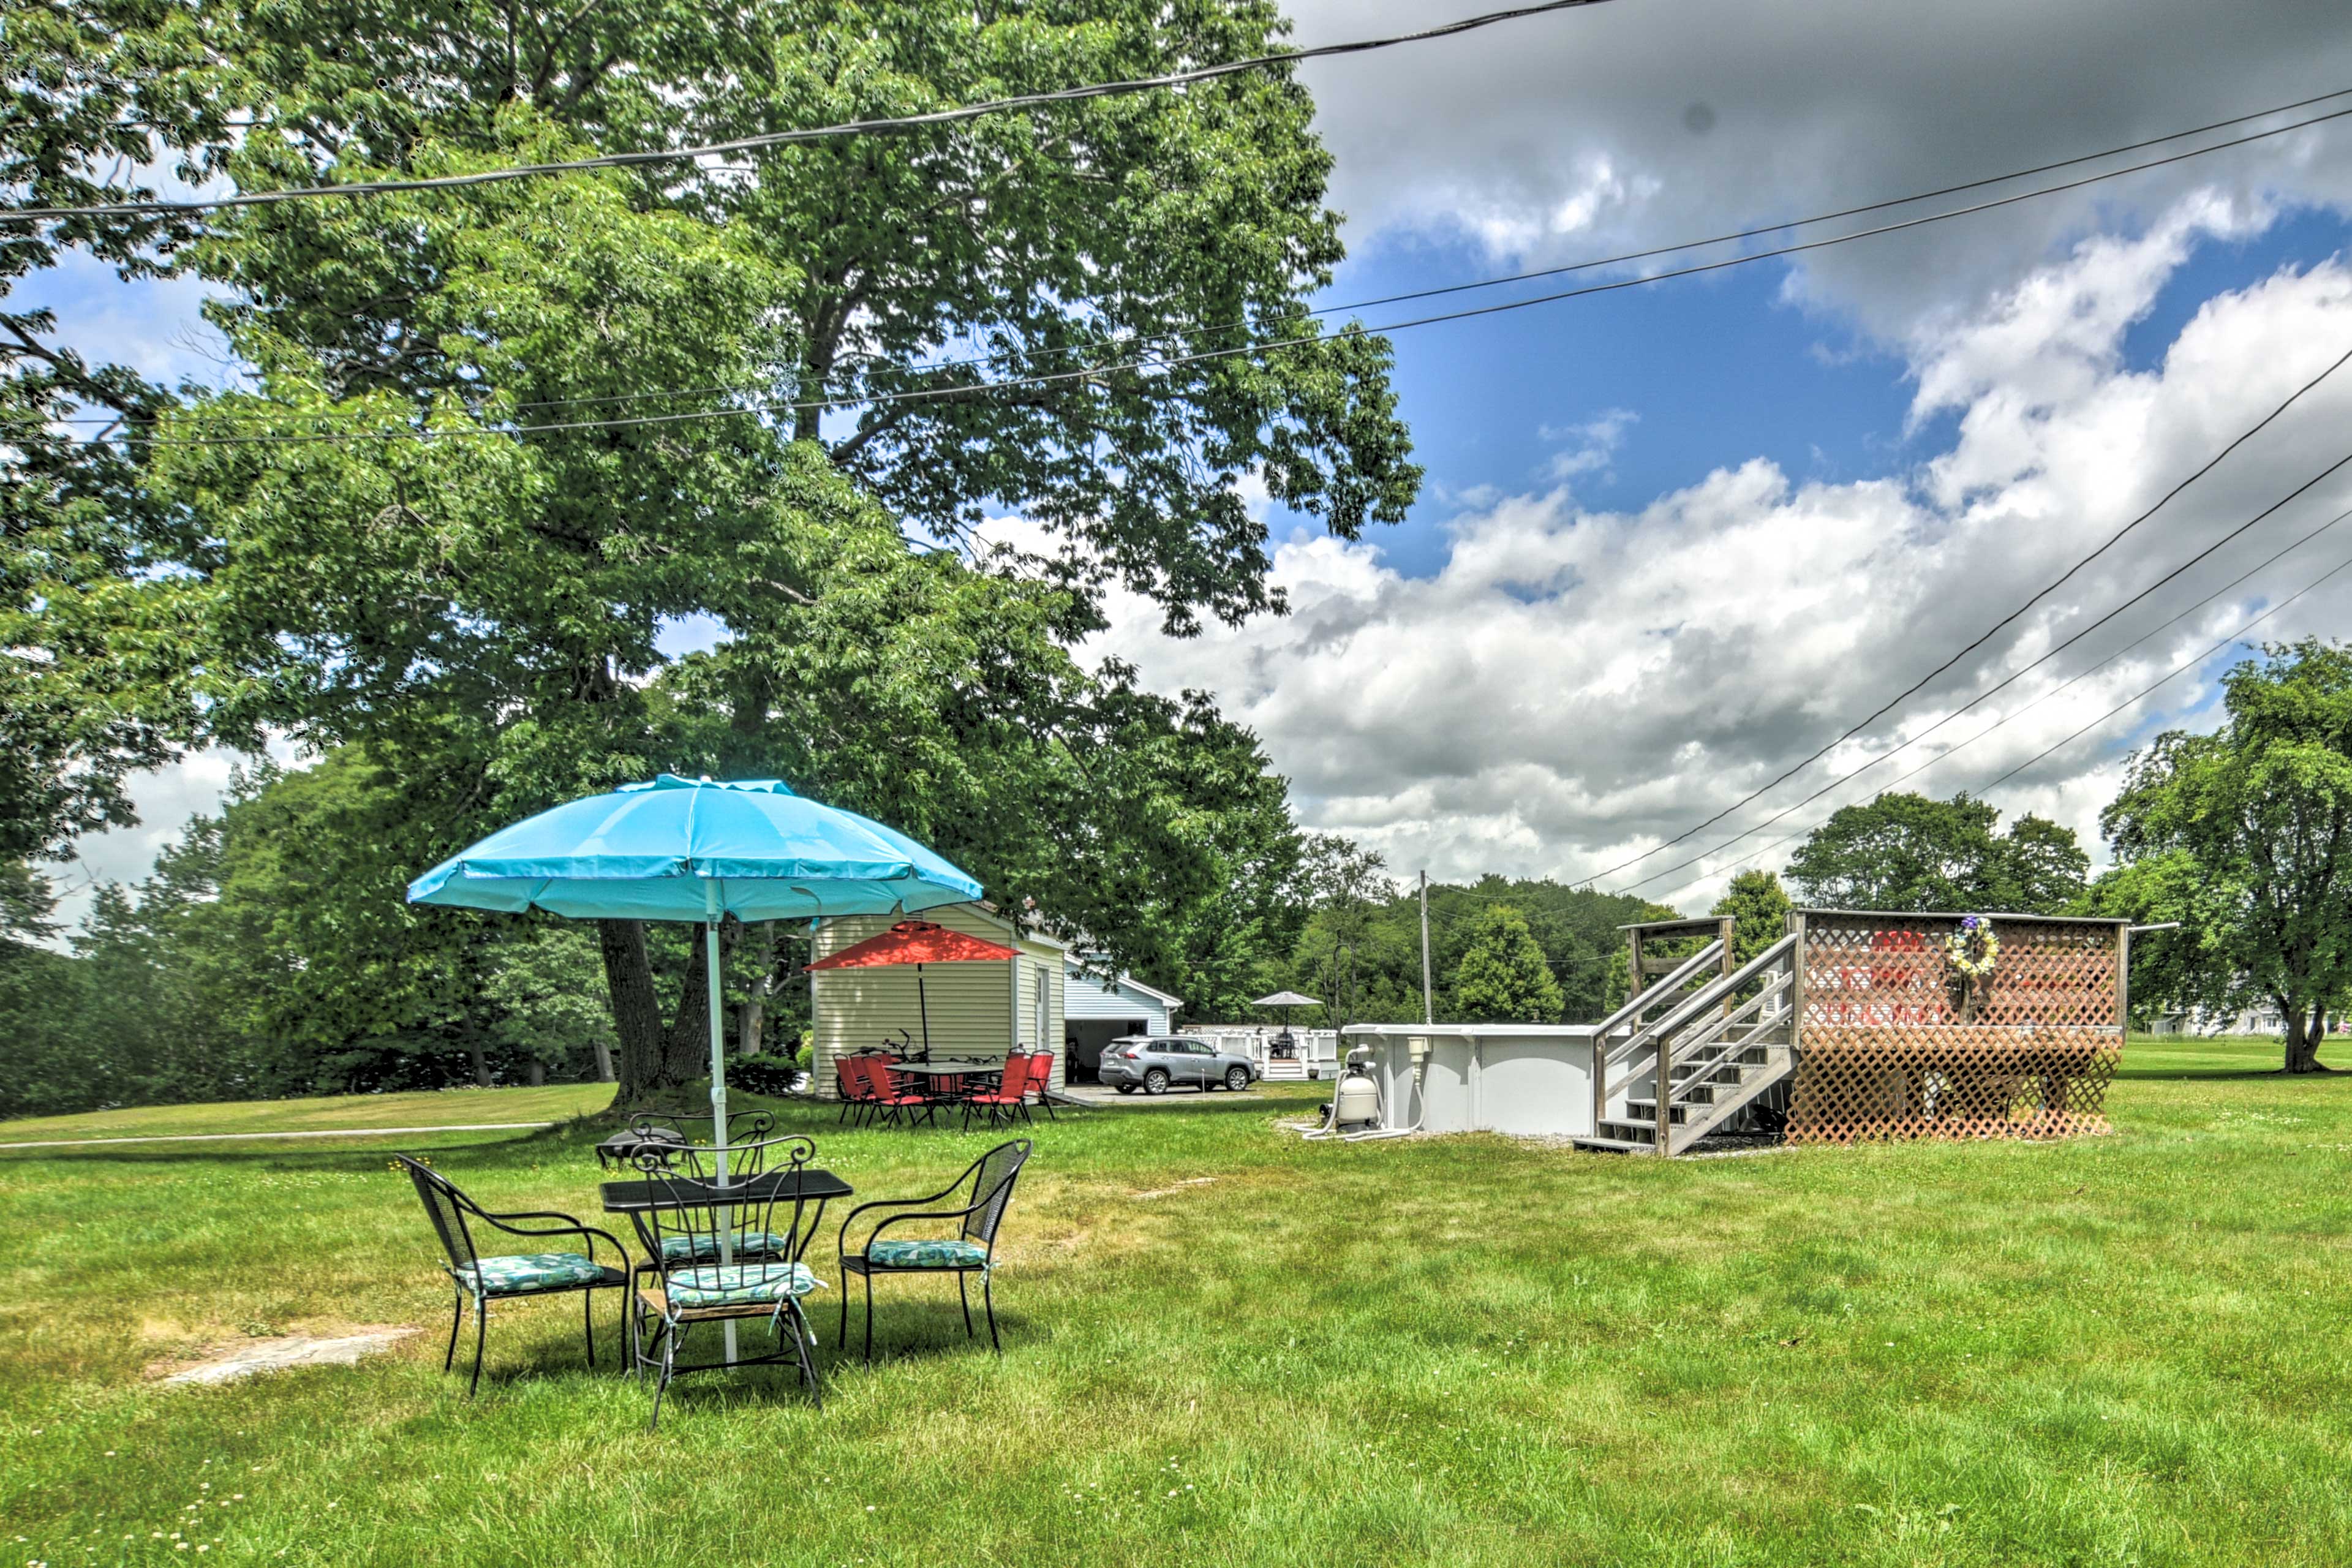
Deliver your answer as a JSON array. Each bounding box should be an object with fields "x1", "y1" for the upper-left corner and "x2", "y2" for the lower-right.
[
  {"x1": 409, "y1": 774, "x2": 984, "y2": 1355},
  {"x1": 410, "y1": 772, "x2": 983, "y2": 1126}
]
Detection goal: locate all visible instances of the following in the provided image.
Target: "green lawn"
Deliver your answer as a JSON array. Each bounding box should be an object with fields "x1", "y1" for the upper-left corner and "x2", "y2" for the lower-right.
[
  {"x1": 4, "y1": 1036, "x2": 2348, "y2": 1566},
  {"x1": 0, "y1": 1084, "x2": 611, "y2": 1143}
]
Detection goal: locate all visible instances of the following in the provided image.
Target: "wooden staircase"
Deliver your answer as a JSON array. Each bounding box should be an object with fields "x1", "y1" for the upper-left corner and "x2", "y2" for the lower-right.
[{"x1": 1578, "y1": 931, "x2": 1800, "y2": 1155}]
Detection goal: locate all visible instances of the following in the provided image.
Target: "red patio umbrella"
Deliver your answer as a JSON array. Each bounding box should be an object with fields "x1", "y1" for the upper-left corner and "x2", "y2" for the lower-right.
[{"x1": 805, "y1": 919, "x2": 1022, "y2": 1057}]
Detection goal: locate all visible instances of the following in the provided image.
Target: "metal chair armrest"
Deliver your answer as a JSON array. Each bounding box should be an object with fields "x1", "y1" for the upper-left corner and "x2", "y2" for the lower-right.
[
  {"x1": 832, "y1": 1182, "x2": 965, "y2": 1251},
  {"x1": 478, "y1": 1212, "x2": 627, "y2": 1268}
]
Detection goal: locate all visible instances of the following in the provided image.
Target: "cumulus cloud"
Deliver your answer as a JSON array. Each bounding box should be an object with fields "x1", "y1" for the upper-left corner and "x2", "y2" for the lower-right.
[{"x1": 1083, "y1": 205, "x2": 2352, "y2": 908}]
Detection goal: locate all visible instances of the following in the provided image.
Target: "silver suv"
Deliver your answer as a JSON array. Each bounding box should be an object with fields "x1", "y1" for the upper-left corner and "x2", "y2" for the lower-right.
[{"x1": 1098, "y1": 1035, "x2": 1259, "y2": 1095}]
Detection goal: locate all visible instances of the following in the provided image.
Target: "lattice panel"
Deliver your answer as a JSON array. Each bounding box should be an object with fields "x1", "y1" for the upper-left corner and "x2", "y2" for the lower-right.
[
  {"x1": 1800, "y1": 914, "x2": 2120, "y2": 1030},
  {"x1": 1785, "y1": 1025, "x2": 2118, "y2": 1143},
  {"x1": 1786, "y1": 914, "x2": 2122, "y2": 1143}
]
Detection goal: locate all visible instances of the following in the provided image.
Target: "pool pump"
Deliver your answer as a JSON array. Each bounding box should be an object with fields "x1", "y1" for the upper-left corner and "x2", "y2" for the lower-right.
[
  {"x1": 1304, "y1": 1037, "x2": 1427, "y2": 1142},
  {"x1": 1326, "y1": 1046, "x2": 1382, "y2": 1128}
]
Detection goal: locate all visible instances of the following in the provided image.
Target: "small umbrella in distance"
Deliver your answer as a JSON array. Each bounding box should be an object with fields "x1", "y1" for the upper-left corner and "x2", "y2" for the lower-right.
[{"x1": 1252, "y1": 990, "x2": 1321, "y2": 1058}]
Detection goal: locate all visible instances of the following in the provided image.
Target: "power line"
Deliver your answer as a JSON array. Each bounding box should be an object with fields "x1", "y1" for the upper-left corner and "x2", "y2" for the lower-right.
[
  {"x1": 48, "y1": 82, "x2": 2352, "y2": 428},
  {"x1": 1619, "y1": 501, "x2": 2352, "y2": 894},
  {"x1": 1973, "y1": 552, "x2": 2352, "y2": 792},
  {"x1": 1640, "y1": 541, "x2": 2352, "y2": 897},
  {"x1": 89, "y1": 100, "x2": 2352, "y2": 449},
  {"x1": 0, "y1": 1, "x2": 1614, "y2": 225},
  {"x1": 1575, "y1": 338, "x2": 2352, "y2": 887}
]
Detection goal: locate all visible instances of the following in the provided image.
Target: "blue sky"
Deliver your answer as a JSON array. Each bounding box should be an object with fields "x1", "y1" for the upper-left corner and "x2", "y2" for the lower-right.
[{"x1": 33, "y1": 0, "x2": 2352, "y2": 920}]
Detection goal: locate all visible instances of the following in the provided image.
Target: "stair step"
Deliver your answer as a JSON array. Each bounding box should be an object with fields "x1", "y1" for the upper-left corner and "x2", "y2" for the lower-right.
[{"x1": 1576, "y1": 1133, "x2": 1664, "y2": 1154}]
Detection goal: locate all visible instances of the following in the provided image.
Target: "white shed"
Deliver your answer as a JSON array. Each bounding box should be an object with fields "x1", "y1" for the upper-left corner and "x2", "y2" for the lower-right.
[
  {"x1": 809, "y1": 902, "x2": 1066, "y2": 1098},
  {"x1": 1060, "y1": 961, "x2": 1182, "y2": 1084}
]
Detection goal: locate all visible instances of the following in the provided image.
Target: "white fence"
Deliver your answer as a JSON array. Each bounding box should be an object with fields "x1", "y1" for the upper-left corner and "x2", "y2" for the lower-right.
[{"x1": 1183, "y1": 1025, "x2": 1339, "y2": 1080}]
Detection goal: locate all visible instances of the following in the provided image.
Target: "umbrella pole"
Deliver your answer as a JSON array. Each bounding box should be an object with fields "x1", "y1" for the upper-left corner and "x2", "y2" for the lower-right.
[
  {"x1": 917, "y1": 963, "x2": 932, "y2": 1057},
  {"x1": 705, "y1": 881, "x2": 737, "y2": 1364}
]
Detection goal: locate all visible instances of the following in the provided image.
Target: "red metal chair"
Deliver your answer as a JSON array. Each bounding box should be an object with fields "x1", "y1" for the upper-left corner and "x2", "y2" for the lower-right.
[
  {"x1": 1023, "y1": 1052, "x2": 1058, "y2": 1121},
  {"x1": 835, "y1": 1055, "x2": 874, "y2": 1125},
  {"x1": 856, "y1": 1054, "x2": 935, "y2": 1128},
  {"x1": 960, "y1": 1054, "x2": 1033, "y2": 1131}
]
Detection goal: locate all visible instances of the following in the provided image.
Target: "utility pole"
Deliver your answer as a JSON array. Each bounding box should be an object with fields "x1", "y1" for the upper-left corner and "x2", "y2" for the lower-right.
[{"x1": 1420, "y1": 870, "x2": 1434, "y2": 1025}]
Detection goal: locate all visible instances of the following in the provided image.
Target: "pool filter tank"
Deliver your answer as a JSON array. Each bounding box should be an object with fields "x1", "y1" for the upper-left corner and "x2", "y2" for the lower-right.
[
  {"x1": 1329, "y1": 1045, "x2": 1382, "y2": 1127},
  {"x1": 1303, "y1": 1036, "x2": 1427, "y2": 1142}
]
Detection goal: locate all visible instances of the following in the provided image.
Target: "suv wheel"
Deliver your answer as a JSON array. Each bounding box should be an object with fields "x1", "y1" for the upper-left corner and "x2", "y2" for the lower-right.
[
  {"x1": 1224, "y1": 1065, "x2": 1251, "y2": 1093},
  {"x1": 1143, "y1": 1068, "x2": 1171, "y2": 1096}
]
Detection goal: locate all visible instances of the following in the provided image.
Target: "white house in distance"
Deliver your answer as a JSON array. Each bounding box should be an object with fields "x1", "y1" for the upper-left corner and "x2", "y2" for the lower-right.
[
  {"x1": 809, "y1": 903, "x2": 1067, "y2": 1097},
  {"x1": 1061, "y1": 962, "x2": 1183, "y2": 1084}
]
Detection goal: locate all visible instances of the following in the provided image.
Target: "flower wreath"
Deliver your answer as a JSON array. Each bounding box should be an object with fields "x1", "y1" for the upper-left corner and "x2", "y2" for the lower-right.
[{"x1": 1945, "y1": 914, "x2": 2000, "y2": 977}]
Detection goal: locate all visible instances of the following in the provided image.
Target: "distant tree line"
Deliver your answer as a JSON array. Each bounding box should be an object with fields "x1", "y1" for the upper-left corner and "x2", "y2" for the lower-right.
[{"x1": 6, "y1": 642, "x2": 2347, "y2": 1114}]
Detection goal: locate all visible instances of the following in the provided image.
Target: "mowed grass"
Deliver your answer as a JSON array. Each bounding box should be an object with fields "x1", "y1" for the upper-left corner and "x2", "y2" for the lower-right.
[
  {"x1": 0, "y1": 1084, "x2": 611, "y2": 1143},
  {"x1": 4, "y1": 1036, "x2": 2350, "y2": 1566}
]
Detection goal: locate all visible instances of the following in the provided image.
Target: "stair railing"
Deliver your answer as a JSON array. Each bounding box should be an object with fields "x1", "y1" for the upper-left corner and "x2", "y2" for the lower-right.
[
  {"x1": 1590, "y1": 939, "x2": 1726, "y2": 1133},
  {"x1": 1599, "y1": 932, "x2": 1800, "y2": 1152}
]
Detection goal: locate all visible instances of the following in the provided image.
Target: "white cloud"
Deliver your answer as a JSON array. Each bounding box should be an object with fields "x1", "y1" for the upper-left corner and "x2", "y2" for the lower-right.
[
  {"x1": 1539, "y1": 407, "x2": 1637, "y2": 483},
  {"x1": 1084, "y1": 209, "x2": 2352, "y2": 909}
]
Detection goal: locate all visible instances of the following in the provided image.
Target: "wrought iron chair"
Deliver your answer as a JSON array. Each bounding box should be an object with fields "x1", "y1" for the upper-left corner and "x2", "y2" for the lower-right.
[
  {"x1": 835, "y1": 1139, "x2": 1032, "y2": 1362},
  {"x1": 397, "y1": 1155, "x2": 628, "y2": 1396},
  {"x1": 623, "y1": 1134, "x2": 829, "y2": 1428},
  {"x1": 620, "y1": 1128, "x2": 812, "y2": 1286},
  {"x1": 595, "y1": 1107, "x2": 777, "y2": 1170}
]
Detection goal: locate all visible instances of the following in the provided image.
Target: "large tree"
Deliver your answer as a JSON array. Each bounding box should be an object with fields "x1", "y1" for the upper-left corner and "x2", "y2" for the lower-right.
[
  {"x1": 1452, "y1": 904, "x2": 1564, "y2": 1023},
  {"x1": 1785, "y1": 791, "x2": 2088, "y2": 914},
  {"x1": 2, "y1": 0, "x2": 228, "y2": 865},
  {"x1": 18, "y1": 2, "x2": 1420, "y2": 1102},
  {"x1": 1709, "y1": 869, "x2": 1793, "y2": 966},
  {"x1": 2101, "y1": 639, "x2": 2352, "y2": 1074},
  {"x1": 132, "y1": 4, "x2": 1414, "y2": 1099}
]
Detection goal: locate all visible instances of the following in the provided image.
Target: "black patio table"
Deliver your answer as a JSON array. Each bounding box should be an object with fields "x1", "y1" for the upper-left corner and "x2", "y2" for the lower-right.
[{"x1": 600, "y1": 1167, "x2": 854, "y2": 1264}]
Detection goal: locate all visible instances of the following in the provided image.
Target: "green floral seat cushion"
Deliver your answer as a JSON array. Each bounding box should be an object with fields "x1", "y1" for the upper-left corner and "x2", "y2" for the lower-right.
[
  {"x1": 657, "y1": 1230, "x2": 793, "y2": 1265},
  {"x1": 454, "y1": 1252, "x2": 608, "y2": 1295},
  {"x1": 867, "y1": 1237, "x2": 989, "y2": 1269},
  {"x1": 665, "y1": 1262, "x2": 819, "y2": 1308}
]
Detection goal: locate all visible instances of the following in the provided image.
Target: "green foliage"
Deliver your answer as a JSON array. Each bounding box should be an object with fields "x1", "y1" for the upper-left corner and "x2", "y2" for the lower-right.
[
  {"x1": 1285, "y1": 836, "x2": 1399, "y2": 1030},
  {"x1": 2100, "y1": 639, "x2": 2352, "y2": 1070},
  {"x1": 1709, "y1": 870, "x2": 1793, "y2": 966},
  {"x1": 2077, "y1": 851, "x2": 2206, "y2": 1031},
  {"x1": 1253, "y1": 869, "x2": 1669, "y2": 1028},
  {"x1": 1, "y1": 0, "x2": 227, "y2": 861},
  {"x1": 1450, "y1": 905, "x2": 1565, "y2": 1023},
  {"x1": 1786, "y1": 791, "x2": 2088, "y2": 914},
  {"x1": 727, "y1": 1053, "x2": 806, "y2": 1098},
  {"x1": 483, "y1": 927, "x2": 616, "y2": 1084}
]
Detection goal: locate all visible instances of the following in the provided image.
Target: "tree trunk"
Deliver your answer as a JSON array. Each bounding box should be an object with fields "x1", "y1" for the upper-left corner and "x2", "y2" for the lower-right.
[
  {"x1": 465, "y1": 1038, "x2": 491, "y2": 1088},
  {"x1": 737, "y1": 921, "x2": 778, "y2": 1057},
  {"x1": 2285, "y1": 1000, "x2": 2331, "y2": 1073},
  {"x1": 601, "y1": 917, "x2": 741, "y2": 1107},
  {"x1": 600, "y1": 918, "x2": 670, "y2": 1103},
  {"x1": 661, "y1": 922, "x2": 725, "y2": 1087}
]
